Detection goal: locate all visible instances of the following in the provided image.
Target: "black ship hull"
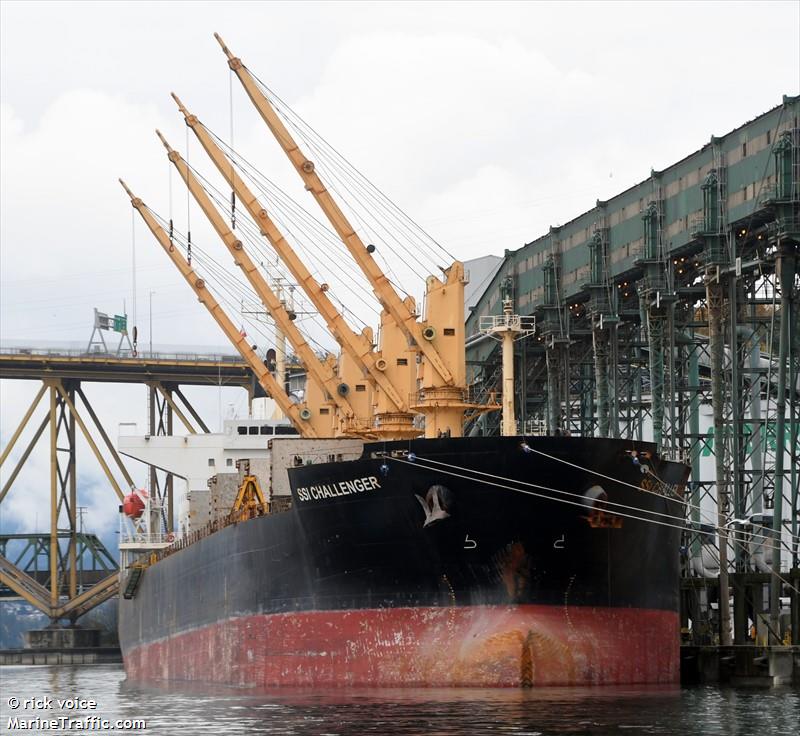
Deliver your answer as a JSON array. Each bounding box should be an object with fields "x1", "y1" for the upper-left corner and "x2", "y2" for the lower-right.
[{"x1": 119, "y1": 436, "x2": 689, "y2": 686}]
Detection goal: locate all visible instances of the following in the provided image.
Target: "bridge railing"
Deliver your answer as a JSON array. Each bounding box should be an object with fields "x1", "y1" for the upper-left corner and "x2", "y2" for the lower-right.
[{"x1": 0, "y1": 346, "x2": 245, "y2": 364}]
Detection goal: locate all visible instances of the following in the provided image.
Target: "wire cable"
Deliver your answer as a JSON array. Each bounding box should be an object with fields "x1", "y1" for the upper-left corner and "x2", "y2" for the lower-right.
[
  {"x1": 402, "y1": 452, "x2": 797, "y2": 552},
  {"x1": 180, "y1": 158, "x2": 377, "y2": 344},
  {"x1": 191, "y1": 129, "x2": 383, "y2": 323},
  {"x1": 523, "y1": 440, "x2": 800, "y2": 548},
  {"x1": 151, "y1": 211, "x2": 340, "y2": 359},
  {"x1": 249, "y1": 70, "x2": 456, "y2": 263},
  {"x1": 388, "y1": 453, "x2": 799, "y2": 592}
]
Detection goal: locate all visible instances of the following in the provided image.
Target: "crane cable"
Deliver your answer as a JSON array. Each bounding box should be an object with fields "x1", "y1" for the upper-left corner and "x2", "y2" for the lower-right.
[
  {"x1": 251, "y1": 71, "x2": 456, "y2": 264},
  {"x1": 406, "y1": 452, "x2": 800, "y2": 551},
  {"x1": 207, "y1": 131, "x2": 382, "y2": 308},
  {"x1": 229, "y1": 65, "x2": 237, "y2": 231},
  {"x1": 521, "y1": 444, "x2": 800, "y2": 548},
  {"x1": 182, "y1": 157, "x2": 380, "y2": 332},
  {"x1": 196, "y1": 127, "x2": 383, "y2": 322},
  {"x1": 154, "y1": 213, "x2": 338, "y2": 357},
  {"x1": 241, "y1": 73, "x2": 445, "y2": 284},
  {"x1": 156, "y1": 216, "x2": 281, "y2": 323},
  {"x1": 282, "y1": 125, "x2": 430, "y2": 288},
  {"x1": 288, "y1": 123, "x2": 436, "y2": 285},
  {"x1": 183, "y1": 126, "x2": 192, "y2": 265}
]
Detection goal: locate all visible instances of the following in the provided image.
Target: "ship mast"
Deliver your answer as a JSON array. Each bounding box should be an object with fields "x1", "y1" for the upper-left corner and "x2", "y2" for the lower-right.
[
  {"x1": 119, "y1": 179, "x2": 317, "y2": 437},
  {"x1": 155, "y1": 130, "x2": 370, "y2": 438},
  {"x1": 216, "y1": 34, "x2": 473, "y2": 437},
  {"x1": 171, "y1": 95, "x2": 420, "y2": 438},
  {"x1": 479, "y1": 281, "x2": 535, "y2": 436}
]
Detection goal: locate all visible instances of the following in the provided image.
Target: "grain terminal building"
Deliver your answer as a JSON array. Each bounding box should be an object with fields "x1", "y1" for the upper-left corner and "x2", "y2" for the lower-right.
[
  {"x1": 465, "y1": 95, "x2": 799, "y2": 649},
  {"x1": 467, "y1": 93, "x2": 798, "y2": 443}
]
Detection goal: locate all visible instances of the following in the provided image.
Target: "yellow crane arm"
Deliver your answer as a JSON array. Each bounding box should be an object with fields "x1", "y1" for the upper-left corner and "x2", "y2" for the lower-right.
[
  {"x1": 171, "y1": 94, "x2": 409, "y2": 414},
  {"x1": 119, "y1": 179, "x2": 317, "y2": 438},
  {"x1": 156, "y1": 130, "x2": 355, "y2": 420},
  {"x1": 214, "y1": 33, "x2": 455, "y2": 387}
]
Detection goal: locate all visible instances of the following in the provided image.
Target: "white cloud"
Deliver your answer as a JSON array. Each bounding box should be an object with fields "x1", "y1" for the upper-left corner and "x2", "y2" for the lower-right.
[{"x1": 3, "y1": 3, "x2": 798, "y2": 341}]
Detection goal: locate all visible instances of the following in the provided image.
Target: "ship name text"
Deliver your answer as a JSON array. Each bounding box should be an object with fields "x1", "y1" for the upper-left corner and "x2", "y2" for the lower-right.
[{"x1": 296, "y1": 476, "x2": 381, "y2": 502}]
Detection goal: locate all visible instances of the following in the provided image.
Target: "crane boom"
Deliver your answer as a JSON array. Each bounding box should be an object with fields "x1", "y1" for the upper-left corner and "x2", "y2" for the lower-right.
[
  {"x1": 119, "y1": 179, "x2": 316, "y2": 438},
  {"x1": 171, "y1": 94, "x2": 410, "y2": 415},
  {"x1": 214, "y1": 33, "x2": 455, "y2": 386},
  {"x1": 155, "y1": 130, "x2": 361, "y2": 428}
]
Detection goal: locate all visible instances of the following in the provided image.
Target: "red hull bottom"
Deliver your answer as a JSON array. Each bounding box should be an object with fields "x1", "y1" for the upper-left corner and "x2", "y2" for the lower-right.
[{"x1": 124, "y1": 605, "x2": 678, "y2": 687}]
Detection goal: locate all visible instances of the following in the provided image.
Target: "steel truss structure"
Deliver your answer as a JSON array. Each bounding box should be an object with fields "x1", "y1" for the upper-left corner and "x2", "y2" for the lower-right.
[{"x1": 0, "y1": 353, "x2": 242, "y2": 623}]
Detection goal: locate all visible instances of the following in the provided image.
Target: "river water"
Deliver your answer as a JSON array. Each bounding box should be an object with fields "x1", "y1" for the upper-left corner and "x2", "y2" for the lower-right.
[{"x1": 0, "y1": 665, "x2": 797, "y2": 735}]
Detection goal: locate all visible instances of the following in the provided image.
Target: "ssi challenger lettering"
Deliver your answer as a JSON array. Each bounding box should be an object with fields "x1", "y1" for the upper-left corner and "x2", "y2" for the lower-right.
[{"x1": 296, "y1": 476, "x2": 381, "y2": 502}]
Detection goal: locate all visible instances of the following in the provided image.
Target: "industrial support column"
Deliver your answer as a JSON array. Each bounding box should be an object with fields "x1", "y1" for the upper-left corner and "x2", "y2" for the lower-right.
[
  {"x1": 792, "y1": 293, "x2": 800, "y2": 645},
  {"x1": 48, "y1": 382, "x2": 58, "y2": 609},
  {"x1": 541, "y1": 251, "x2": 566, "y2": 435},
  {"x1": 608, "y1": 322, "x2": 621, "y2": 438},
  {"x1": 792, "y1": 291, "x2": 800, "y2": 645},
  {"x1": 771, "y1": 243, "x2": 796, "y2": 643},
  {"x1": 67, "y1": 382, "x2": 77, "y2": 604},
  {"x1": 46, "y1": 380, "x2": 80, "y2": 613},
  {"x1": 648, "y1": 308, "x2": 665, "y2": 452},
  {"x1": 638, "y1": 202, "x2": 669, "y2": 453},
  {"x1": 767, "y1": 129, "x2": 799, "y2": 643},
  {"x1": 688, "y1": 344, "x2": 703, "y2": 567},
  {"x1": 706, "y1": 274, "x2": 732, "y2": 646},
  {"x1": 592, "y1": 321, "x2": 609, "y2": 437},
  {"x1": 587, "y1": 222, "x2": 619, "y2": 439},
  {"x1": 546, "y1": 347, "x2": 562, "y2": 435}
]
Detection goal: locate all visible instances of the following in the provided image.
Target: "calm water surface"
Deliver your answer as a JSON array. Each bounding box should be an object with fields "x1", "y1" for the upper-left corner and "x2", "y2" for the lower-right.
[{"x1": 1, "y1": 665, "x2": 798, "y2": 735}]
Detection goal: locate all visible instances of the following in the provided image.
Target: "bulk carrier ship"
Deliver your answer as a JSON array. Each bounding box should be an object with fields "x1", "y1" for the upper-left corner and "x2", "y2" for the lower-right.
[
  {"x1": 117, "y1": 35, "x2": 690, "y2": 688},
  {"x1": 119, "y1": 434, "x2": 688, "y2": 687}
]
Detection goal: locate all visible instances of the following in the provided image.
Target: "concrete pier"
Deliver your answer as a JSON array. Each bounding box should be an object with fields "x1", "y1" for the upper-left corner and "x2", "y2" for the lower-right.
[
  {"x1": 0, "y1": 647, "x2": 121, "y2": 665},
  {"x1": 0, "y1": 627, "x2": 121, "y2": 665},
  {"x1": 24, "y1": 627, "x2": 101, "y2": 649},
  {"x1": 681, "y1": 645, "x2": 800, "y2": 687}
]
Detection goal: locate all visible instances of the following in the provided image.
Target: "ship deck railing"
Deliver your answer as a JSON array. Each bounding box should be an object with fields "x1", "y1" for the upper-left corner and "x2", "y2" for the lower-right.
[{"x1": 126, "y1": 503, "x2": 277, "y2": 571}]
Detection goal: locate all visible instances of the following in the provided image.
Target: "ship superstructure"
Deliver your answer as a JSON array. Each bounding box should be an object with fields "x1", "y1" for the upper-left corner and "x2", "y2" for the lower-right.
[{"x1": 119, "y1": 417, "x2": 299, "y2": 534}]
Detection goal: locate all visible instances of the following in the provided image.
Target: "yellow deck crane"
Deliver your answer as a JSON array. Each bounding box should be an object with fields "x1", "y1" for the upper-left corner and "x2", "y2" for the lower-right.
[
  {"x1": 155, "y1": 130, "x2": 374, "y2": 439},
  {"x1": 215, "y1": 34, "x2": 476, "y2": 438},
  {"x1": 171, "y1": 94, "x2": 421, "y2": 439},
  {"x1": 119, "y1": 180, "x2": 317, "y2": 437},
  {"x1": 231, "y1": 474, "x2": 268, "y2": 522}
]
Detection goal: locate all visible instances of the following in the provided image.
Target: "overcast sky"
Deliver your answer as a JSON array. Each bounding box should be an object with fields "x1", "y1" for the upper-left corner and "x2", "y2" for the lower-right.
[{"x1": 1, "y1": 1, "x2": 798, "y2": 536}]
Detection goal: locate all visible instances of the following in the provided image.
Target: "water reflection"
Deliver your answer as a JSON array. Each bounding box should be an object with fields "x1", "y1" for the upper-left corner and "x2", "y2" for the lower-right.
[{"x1": 0, "y1": 665, "x2": 797, "y2": 735}]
